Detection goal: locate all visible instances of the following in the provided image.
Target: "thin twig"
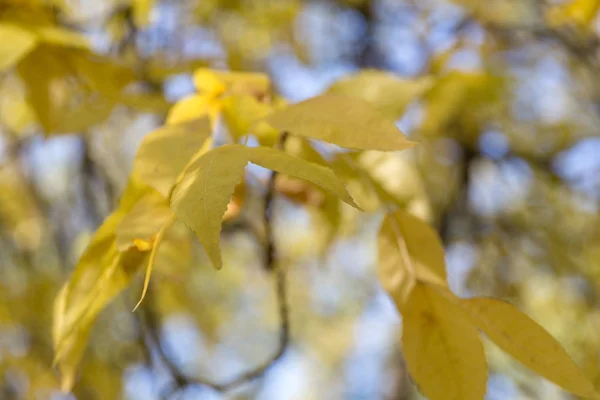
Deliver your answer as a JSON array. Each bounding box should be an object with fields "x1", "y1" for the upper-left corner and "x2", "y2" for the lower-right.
[{"x1": 137, "y1": 132, "x2": 291, "y2": 395}]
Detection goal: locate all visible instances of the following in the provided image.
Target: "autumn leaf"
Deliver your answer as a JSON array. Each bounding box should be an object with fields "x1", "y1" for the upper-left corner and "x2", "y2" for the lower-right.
[
  {"x1": 461, "y1": 297, "x2": 599, "y2": 399},
  {"x1": 264, "y1": 94, "x2": 416, "y2": 151},
  {"x1": 378, "y1": 210, "x2": 447, "y2": 308},
  {"x1": 221, "y1": 95, "x2": 271, "y2": 141},
  {"x1": 132, "y1": 117, "x2": 212, "y2": 197},
  {"x1": 53, "y1": 179, "x2": 154, "y2": 391},
  {"x1": 0, "y1": 23, "x2": 37, "y2": 72},
  {"x1": 170, "y1": 144, "x2": 359, "y2": 269},
  {"x1": 166, "y1": 94, "x2": 220, "y2": 126},
  {"x1": 194, "y1": 68, "x2": 270, "y2": 97},
  {"x1": 402, "y1": 283, "x2": 487, "y2": 400},
  {"x1": 547, "y1": 0, "x2": 600, "y2": 28},
  {"x1": 327, "y1": 69, "x2": 433, "y2": 119}
]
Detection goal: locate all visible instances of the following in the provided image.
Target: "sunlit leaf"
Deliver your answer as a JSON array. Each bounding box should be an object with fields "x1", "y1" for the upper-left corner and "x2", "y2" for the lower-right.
[
  {"x1": 222, "y1": 95, "x2": 271, "y2": 141},
  {"x1": 0, "y1": 23, "x2": 37, "y2": 72},
  {"x1": 171, "y1": 144, "x2": 359, "y2": 269},
  {"x1": 547, "y1": 0, "x2": 600, "y2": 27},
  {"x1": 377, "y1": 210, "x2": 447, "y2": 308},
  {"x1": 31, "y1": 25, "x2": 89, "y2": 48},
  {"x1": 403, "y1": 284, "x2": 487, "y2": 400},
  {"x1": 461, "y1": 297, "x2": 599, "y2": 399},
  {"x1": 265, "y1": 94, "x2": 415, "y2": 151},
  {"x1": 194, "y1": 68, "x2": 270, "y2": 97},
  {"x1": 53, "y1": 178, "x2": 153, "y2": 391},
  {"x1": 327, "y1": 70, "x2": 433, "y2": 119},
  {"x1": 166, "y1": 94, "x2": 220, "y2": 126},
  {"x1": 133, "y1": 118, "x2": 212, "y2": 197}
]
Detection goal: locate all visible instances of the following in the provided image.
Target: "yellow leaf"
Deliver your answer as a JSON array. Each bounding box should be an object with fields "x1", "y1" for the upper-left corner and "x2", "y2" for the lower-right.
[
  {"x1": 221, "y1": 95, "x2": 271, "y2": 141},
  {"x1": 171, "y1": 144, "x2": 359, "y2": 269},
  {"x1": 193, "y1": 68, "x2": 227, "y2": 95},
  {"x1": 460, "y1": 297, "x2": 599, "y2": 399},
  {"x1": 0, "y1": 23, "x2": 37, "y2": 72},
  {"x1": 403, "y1": 284, "x2": 487, "y2": 400},
  {"x1": 166, "y1": 94, "x2": 220, "y2": 126},
  {"x1": 194, "y1": 68, "x2": 270, "y2": 97},
  {"x1": 17, "y1": 47, "x2": 134, "y2": 134},
  {"x1": 54, "y1": 247, "x2": 147, "y2": 392},
  {"x1": 53, "y1": 178, "x2": 152, "y2": 391},
  {"x1": 115, "y1": 190, "x2": 174, "y2": 252},
  {"x1": 244, "y1": 146, "x2": 359, "y2": 209},
  {"x1": 31, "y1": 25, "x2": 89, "y2": 49},
  {"x1": 547, "y1": 0, "x2": 600, "y2": 27},
  {"x1": 264, "y1": 94, "x2": 416, "y2": 151},
  {"x1": 327, "y1": 70, "x2": 433, "y2": 119},
  {"x1": 377, "y1": 211, "x2": 447, "y2": 308},
  {"x1": 132, "y1": 118, "x2": 212, "y2": 197},
  {"x1": 52, "y1": 285, "x2": 90, "y2": 392}
]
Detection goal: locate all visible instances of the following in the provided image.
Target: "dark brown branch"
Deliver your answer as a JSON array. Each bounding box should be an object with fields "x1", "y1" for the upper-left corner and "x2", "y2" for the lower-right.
[{"x1": 138, "y1": 132, "x2": 291, "y2": 395}]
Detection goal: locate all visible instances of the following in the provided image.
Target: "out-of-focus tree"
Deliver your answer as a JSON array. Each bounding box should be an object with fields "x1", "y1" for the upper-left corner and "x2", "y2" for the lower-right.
[{"x1": 3, "y1": 0, "x2": 600, "y2": 399}]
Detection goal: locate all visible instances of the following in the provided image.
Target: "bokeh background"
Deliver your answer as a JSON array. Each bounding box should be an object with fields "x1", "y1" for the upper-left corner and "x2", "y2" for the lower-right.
[{"x1": 2, "y1": 0, "x2": 600, "y2": 399}]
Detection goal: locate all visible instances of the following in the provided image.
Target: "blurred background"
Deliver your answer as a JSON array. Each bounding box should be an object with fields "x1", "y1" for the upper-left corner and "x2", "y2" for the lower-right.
[{"x1": 2, "y1": 0, "x2": 600, "y2": 399}]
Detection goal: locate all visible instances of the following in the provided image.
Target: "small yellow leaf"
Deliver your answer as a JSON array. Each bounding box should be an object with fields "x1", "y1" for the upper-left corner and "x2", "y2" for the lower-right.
[
  {"x1": 327, "y1": 70, "x2": 433, "y2": 119},
  {"x1": 166, "y1": 94, "x2": 220, "y2": 126},
  {"x1": 193, "y1": 68, "x2": 227, "y2": 95},
  {"x1": 132, "y1": 118, "x2": 212, "y2": 197},
  {"x1": 171, "y1": 144, "x2": 359, "y2": 269},
  {"x1": 461, "y1": 297, "x2": 599, "y2": 399},
  {"x1": 0, "y1": 23, "x2": 38, "y2": 72},
  {"x1": 403, "y1": 284, "x2": 487, "y2": 400},
  {"x1": 221, "y1": 95, "x2": 271, "y2": 141},
  {"x1": 194, "y1": 69, "x2": 270, "y2": 97},
  {"x1": 378, "y1": 210, "x2": 447, "y2": 309},
  {"x1": 265, "y1": 94, "x2": 416, "y2": 151}
]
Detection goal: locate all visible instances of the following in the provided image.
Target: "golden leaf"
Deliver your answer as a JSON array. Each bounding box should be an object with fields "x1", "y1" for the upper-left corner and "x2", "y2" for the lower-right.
[{"x1": 402, "y1": 284, "x2": 487, "y2": 400}]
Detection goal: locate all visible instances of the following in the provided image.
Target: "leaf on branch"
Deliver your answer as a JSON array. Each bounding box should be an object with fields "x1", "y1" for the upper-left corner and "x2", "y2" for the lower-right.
[
  {"x1": 170, "y1": 144, "x2": 359, "y2": 269},
  {"x1": 327, "y1": 69, "x2": 433, "y2": 119},
  {"x1": 460, "y1": 297, "x2": 600, "y2": 399},
  {"x1": 402, "y1": 283, "x2": 487, "y2": 400},
  {"x1": 221, "y1": 94, "x2": 271, "y2": 141},
  {"x1": 264, "y1": 94, "x2": 416, "y2": 151},
  {"x1": 166, "y1": 94, "x2": 220, "y2": 126},
  {"x1": 0, "y1": 23, "x2": 38, "y2": 72},
  {"x1": 378, "y1": 210, "x2": 447, "y2": 308},
  {"x1": 53, "y1": 179, "x2": 161, "y2": 392},
  {"x1": 132, "y1": 117, "x2": 212, "y2": 197},
  {"x1": 194, "y1": 68, "x2": 270, "y2": 98}
]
